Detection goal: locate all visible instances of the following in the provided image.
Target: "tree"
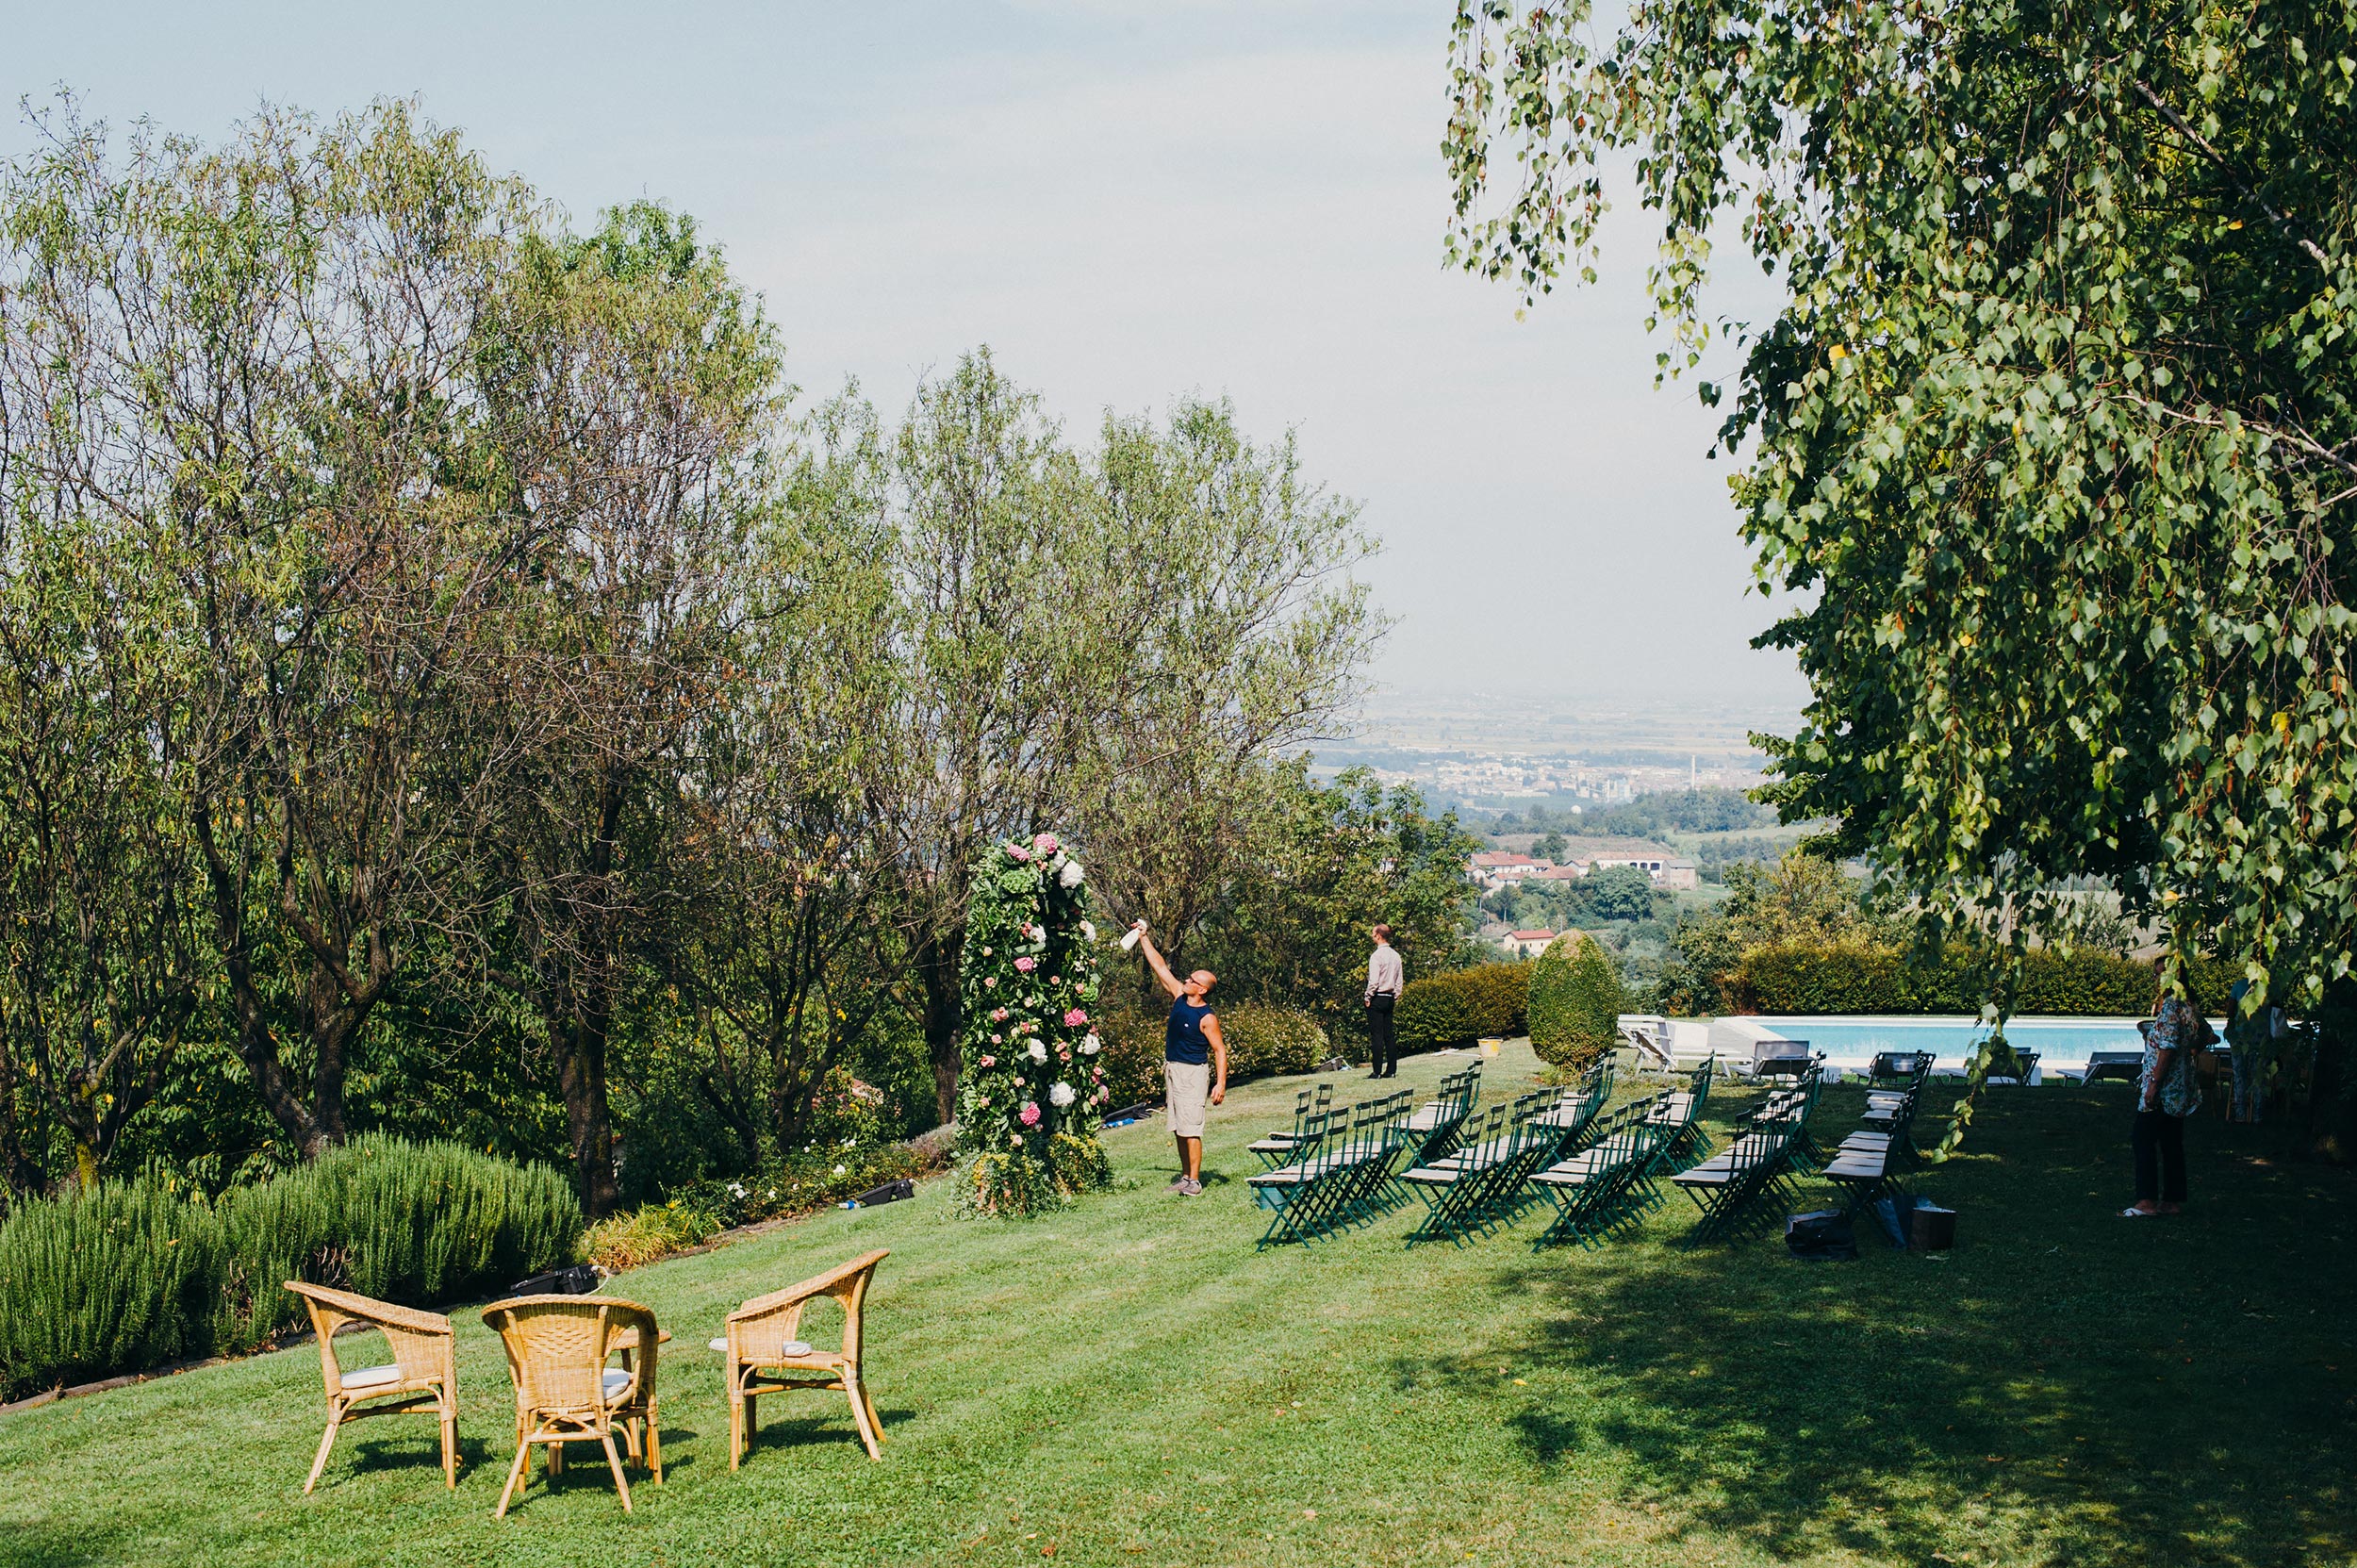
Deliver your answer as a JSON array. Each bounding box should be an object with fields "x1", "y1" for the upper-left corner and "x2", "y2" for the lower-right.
[
  {"x1": 1656, "y1": 853, "x2": 1889, "y2": 1015},
  {"x1": 0, "y1": 500, "x2": 202, "y2": 1190},
  {"x1": 0, "y1": 102, "x2": 533, "y2": 1159},
  {"x1": 1070, "y1": 398, "x2": 1383, "y2": 989},
  {"x1": 466, "y1": 203, "x2": 781, "y2": 1215},
  {"x1": 1444, "y1": 2, "x2": 2357, "y2": 1127},
  {"x1": 1533, "y1": 831, "x2": 1568, "y2": 862},
  {"x1": 1579, "y1": 866, "x2": 1658, "y2": 924},
  {"x1": 1191, "y1": 764, "x2": 1483, "y2": 1048}
]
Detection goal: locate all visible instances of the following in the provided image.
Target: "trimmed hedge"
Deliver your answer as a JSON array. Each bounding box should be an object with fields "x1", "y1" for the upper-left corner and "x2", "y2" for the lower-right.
[
  {"x1": 1732, "y1": 944, "x2": 2234, "y2": 1016},
  {"x1": 1220, "y1": 1005, "x2": 1329, "y2": 1081},
  {"x1": 0, "y1": 1136, "x2": 583, "y2": 1401},
  {"x1": 1396, "y1": 963, "x2": 1530, "y2": 1049},
  {"x1": 1528, "y1": 934, "x2": 1623, "y2": 1070},
  {"x1": 1094, "y1": 1001, "x2": 1333, "y2": 1107}
]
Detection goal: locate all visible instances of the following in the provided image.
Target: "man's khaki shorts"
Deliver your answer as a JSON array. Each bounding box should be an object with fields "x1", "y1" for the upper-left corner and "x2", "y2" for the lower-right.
[{"x1": 1164, "y1": 1060, "x2": 1211, "y2": 1138}]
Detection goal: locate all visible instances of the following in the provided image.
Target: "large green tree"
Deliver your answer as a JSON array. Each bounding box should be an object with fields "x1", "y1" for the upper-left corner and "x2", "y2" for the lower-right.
[{"x1": 1445, "y1": 4, "x2": 2357, "y2": 1034}]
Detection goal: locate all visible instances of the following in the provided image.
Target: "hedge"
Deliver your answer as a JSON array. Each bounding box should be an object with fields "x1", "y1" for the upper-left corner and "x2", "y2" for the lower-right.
[
  {"x1": 0, "y1": 1136, "x2": 583, "y2": 1401},
  {"x1": 1528, "y1": 934, "x2": 1623, "y2": 1070},
  {"x1": 1094, "y1": 1001, "x2": 1332, "y2": 1107},
  {"x1": 1732, "y1": 944, "x2": 2236, "y2": 1016},
  {"x1": 1395, "y1": 963, "x2": 1530, "y2": 1049}
]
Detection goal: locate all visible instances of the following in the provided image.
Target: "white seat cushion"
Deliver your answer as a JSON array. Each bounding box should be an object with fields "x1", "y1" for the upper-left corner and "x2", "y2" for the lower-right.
[
  {"x1": 602, "y1": 1368, "x2": 635, "y2": 1401},
  {"x1": 339, "y1": 1362, "x2": 403, "y2": 1392}
]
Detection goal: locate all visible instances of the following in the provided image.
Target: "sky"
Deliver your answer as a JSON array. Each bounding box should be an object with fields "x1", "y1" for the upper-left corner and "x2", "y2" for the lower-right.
[{"x1": 1, "y1": 0, "x2": 1807, "y2": 711}]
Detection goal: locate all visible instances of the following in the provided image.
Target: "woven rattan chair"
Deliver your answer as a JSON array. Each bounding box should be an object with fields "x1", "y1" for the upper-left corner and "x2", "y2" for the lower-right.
[
  {"x1": 284, "y1": 1281, "x2": 458, "y2": 1494},
  {"x1": 714, "y1": 1248, "x2": 889, "y2": 1468},
  {"x1": 481, "y1": 1295, "x2": 663, "y2": 1517}
]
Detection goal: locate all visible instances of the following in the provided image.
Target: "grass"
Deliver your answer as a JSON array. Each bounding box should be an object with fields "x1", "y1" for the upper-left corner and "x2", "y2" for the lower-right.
[{"x1": 2, "y1": 1043, "x2": 2351, "y2": 1568}]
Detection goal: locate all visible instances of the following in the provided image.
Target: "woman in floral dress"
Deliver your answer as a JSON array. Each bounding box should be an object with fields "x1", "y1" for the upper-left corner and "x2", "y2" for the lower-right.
[{"x1": 2123, "y1": 986, "x2": 2207, "y2": 1217}]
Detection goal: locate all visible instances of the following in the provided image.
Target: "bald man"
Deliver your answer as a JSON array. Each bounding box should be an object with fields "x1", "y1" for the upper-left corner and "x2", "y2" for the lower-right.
[{"x1": 1130, "y1": 923, "x2": 1227, "y2": 1197}]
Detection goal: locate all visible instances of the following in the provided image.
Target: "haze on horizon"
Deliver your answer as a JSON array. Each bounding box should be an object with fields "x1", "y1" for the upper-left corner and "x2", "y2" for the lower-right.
[{"x1": 2, "y1": 0, "x2": 1806, "y2": 710}]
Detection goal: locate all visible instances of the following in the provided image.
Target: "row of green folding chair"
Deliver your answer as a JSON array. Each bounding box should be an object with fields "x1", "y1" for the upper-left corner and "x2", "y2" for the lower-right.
[
  {"x1": 1399, "y1": 1092, "x2": 1560, "y2": 1247},
  {"x1": 1669, "y1": 1074, "x2": 1821, "y2": 1245},
  {"x1": 1640, "y1": 1055, "x2": 1716, "y2": 1173},
  {"x1": 1531, "y1": 1060, "x2": 1615, "y2": 1161},
  {"x1": 1246, "y1": 1090, "x2": 1413, "y2": 1247},
  {"x1": 1396, "y1": 1065, "x2": 1483, "y2": 1168},
  {"x1": 1823, "y1": 1079, "x2": 1923, "y2": 1219},
  {"x1": 1246, "y1": 1081, "x2": 1339, "y2": 1170},
  {"x1": 1528, "y1": 1093, "x2": 1675, "y2": 1249}
]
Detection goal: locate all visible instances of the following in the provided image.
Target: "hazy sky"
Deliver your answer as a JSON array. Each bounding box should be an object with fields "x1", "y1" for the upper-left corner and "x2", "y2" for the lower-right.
[{"x1": 3, "y1": 0, "x2": 1806, "y2": 708}]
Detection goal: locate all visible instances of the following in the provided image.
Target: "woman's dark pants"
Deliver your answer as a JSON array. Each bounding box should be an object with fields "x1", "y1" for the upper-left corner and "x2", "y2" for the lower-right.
[
  {"x1": 1366, "y1": 995, "x2": 1397, "y2": 1078},
  {"x1": 2133, "y1": 1110, "x2": 2187, "y2": 1204}
]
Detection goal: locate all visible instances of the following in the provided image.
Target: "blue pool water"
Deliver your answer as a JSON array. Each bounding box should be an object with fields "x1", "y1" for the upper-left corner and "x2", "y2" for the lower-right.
[{"x1": 1743, "y1": 1015, "x2": 2151, "y2": 1064}]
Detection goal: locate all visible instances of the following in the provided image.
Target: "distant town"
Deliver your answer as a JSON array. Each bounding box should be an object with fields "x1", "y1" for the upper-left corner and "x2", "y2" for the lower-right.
[{"x1": 1318, "y1": 690, "x2": 1789, "y2": 819}]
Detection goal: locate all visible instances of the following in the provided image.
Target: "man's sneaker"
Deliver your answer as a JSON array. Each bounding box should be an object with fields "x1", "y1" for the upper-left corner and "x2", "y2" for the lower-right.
[
  {"x1": 1178, "y1": 1177, "x2": 1203, "y2": 1197},
  {"x1": 1168, "y1": 1176, "x2": 1188, "y2": 1191}
]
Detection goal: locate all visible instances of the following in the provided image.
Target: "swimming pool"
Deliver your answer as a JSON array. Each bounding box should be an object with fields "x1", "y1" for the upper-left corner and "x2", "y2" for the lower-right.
[{"x1": 1711, "y1": 1014, "x2": 2191, "y2": 1080}]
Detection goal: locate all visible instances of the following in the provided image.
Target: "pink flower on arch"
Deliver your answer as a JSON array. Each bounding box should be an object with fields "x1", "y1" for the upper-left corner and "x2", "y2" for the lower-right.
[
  {"x1": 980, "y1": 1055, "x2": 997, "y2": 1067},
  {"x1": 1019, "y1": 1102, "x2": 1042, "y2": 1127},
  {"x1": 1014, "y1": 956, "x2": 1035, "y2": 973},
  {"x1": 1033, "y1": 833, "x2": 1060, "y2": 854},
  {"x1": 991, "y1": 1007, "x2": 1009, "y2": 1022},
  {"x1": 1063, "y1": 1009, "x2": 1088, "y2": 1028},
  {"x1": 1007, "y1": 843, "x2": 1032, "y2": 862}
]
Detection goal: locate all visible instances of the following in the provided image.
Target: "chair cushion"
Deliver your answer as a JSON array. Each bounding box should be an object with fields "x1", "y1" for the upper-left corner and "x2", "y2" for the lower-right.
[
  {"x1": 602, "y1": 1368, "x2": 635, "y2": 1401},
  {"x1": 340, "y1": 1363, "x2": 403, "y2": 1392},
  {"x1": 721, "y1": 1339, "x2": 816, "y2": 1362}
]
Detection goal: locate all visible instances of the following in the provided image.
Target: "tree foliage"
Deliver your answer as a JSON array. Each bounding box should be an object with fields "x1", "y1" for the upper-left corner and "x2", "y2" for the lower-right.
[{"x1": 1445, "y1": 1, "x2": 2357, "y2": 1017}]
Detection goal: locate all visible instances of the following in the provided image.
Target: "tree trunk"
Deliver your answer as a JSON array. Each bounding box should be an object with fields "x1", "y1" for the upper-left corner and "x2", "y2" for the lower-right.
[
  {"x1": 2304, "y1": 980, "x2": 2357, "y2": 1164},
  {"x1": 307, "y1": 960, "x2": 354, "y2": 1147},
  {"x1": 194, "y1": 812, "x2": 328, "y2": 1157},
  {"x1": 915, "y1": 933, "x2": 964, "y2": 1130},
  {"x1": 552, "y1": 998, "x2": 619, "y2": 1217}
]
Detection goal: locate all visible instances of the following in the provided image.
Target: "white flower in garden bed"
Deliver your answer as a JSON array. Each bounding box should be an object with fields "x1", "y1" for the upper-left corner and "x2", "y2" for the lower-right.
[
  {"x1": 1049, "y1": 1081, "x2": 1076, "y2": 1108},
  {"x1": 1059, "y1": 858, "x2": 1085, "y2": 888},
  {"x1": 1027, "y1": 1039, "x2": 1047, "y2": 1064},
  {"x1": 1081, "y1": 1032, "x2": 1100, "y2": 1055}
]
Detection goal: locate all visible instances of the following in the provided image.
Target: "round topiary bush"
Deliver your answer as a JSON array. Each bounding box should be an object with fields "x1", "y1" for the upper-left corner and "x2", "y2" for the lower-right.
[
  {"x1": 1528, "y1": 933, "x2": 1624, "y2": 1071},
  {"x1": 955, "y1": 832, "x2": 1114, "y2": 1217}
]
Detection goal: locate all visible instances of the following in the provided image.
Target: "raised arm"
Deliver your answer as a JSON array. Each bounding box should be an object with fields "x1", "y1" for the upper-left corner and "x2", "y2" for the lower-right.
[{"x1": 1133, "y1": 922, "x2": 1183, "y2": 999}]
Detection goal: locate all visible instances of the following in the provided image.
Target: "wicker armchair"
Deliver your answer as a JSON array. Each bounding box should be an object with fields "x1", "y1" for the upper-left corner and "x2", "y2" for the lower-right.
[
  {"x1": 715, "y1": 1248, "x2": 890, "y2": 1468},
  {"x1": 480, "y1": 1295, "x2": 663, "y2": 1517},
  {"x1": 284, "y1": 1281, "x2": 458, "y2": 1494}
]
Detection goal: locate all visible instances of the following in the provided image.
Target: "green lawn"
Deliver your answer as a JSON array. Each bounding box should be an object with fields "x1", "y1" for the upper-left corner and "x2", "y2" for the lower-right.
[{"x1": 4, "y1": 1044, "x2": 2350, "y2": 1568}]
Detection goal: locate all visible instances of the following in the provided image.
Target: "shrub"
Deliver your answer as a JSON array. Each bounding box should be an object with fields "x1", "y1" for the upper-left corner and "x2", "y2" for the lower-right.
[
  {"x1": 1090, "y1": 1000, "x2": 1329, "y2": 1102},
  {"x1": 0, "y1": 1137, "x2": 583, "y2": 1399},
  {"x1": 1092, "y1": 1005, "x2": 1169, "y2": 1109},
  {"x1": 673, "y1": 1144, "x2": 926, "y2": 1230},
  {"x1": 1395, "y1": 963, "x2": 1529, "y2": 1048},
  {"x1": 583, "y1": 1201, "x2": 724, "y2": 1273},
  {"x1": 286, "y1": 1135, "x2": 583, "y2": 1312},
  {"x1": 1211, "y1": 1005, "x2": 1327, "y2": 1081},
  {"x1": 0, "y1": 1177, "x2": 223, "y2": 1400},
  {"x1": 1731, "y1": 943, "x2": 2232, "y2": 1016},
  {"x1": 1528, "y1": 934, "x2": 1624, "y2": 1070}
]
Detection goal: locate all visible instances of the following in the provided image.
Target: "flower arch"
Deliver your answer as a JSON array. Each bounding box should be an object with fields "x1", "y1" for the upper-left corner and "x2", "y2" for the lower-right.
[{"x1": 957, "y1": 833, "x2": 1113, "y2": 1214}]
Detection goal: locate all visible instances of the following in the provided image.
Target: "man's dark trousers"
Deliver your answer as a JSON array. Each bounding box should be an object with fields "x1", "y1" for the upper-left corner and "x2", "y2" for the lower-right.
[{"x1": 1366, "y1": 994, "x2": 1398, "y2": 1078}]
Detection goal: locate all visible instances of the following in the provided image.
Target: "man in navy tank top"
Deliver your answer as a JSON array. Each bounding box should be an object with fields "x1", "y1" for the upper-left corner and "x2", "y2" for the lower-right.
[{"x1": 1129, "y1": 922, "x2": 1227, "y2": 1197}]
